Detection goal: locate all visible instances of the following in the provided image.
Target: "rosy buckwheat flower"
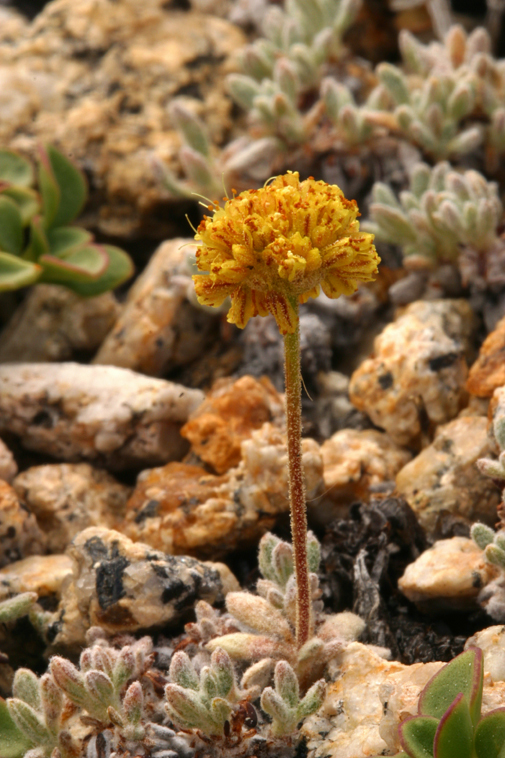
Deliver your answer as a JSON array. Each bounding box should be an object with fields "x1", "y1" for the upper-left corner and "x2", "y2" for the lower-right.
[{"x1": 193, "y1": 171, "x2": 380, "y2": 334}]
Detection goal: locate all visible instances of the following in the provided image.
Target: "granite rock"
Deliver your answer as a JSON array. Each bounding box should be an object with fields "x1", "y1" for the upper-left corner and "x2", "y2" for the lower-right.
[
  {"x1": 120, "y1": 422, "x2": 323, "y2": 558},
  {"x1": 395, "y1": 415, "x2": 501, "y2": 535},
  {"x1": 466, "y1": 313, "x2": 505, "y2": 398},
  {"x1": 466, "y1": 626, "x2": 505, "y2": 683},
  {"x1": 0, "y1": 438, "x2": 17, "y2": 483},
  {"x1": 398, "y1": 537, "x2": 498, "y2": 612},
  {"x1": 13, "y1": 463, "x2": 131, "y2": 554},
  {"x1": 0, "y1": 285, "x2": 120, "y2": 363},
  {"x1": 349, "y1": 299, "x2": 476, "y2": 448},
  {"x1": 0, "y1": 481, "x2": 46, "y2": 568},
  {"x1": 50, "y1": 527, "x2": 230, "y2": 649},
  {"x1": 0, "y1": 0, "x2": 245, "y2": 238},
  {"x1": 302, "y1": 641, "x2": 505, "y2": 758},
  {"x1": 0, "y1": 554, "x2": 73, "y2": 602},
  {"x1": 0, "y1": 363, "x2": 204, "y2": 470},
  {"x1": 315, "y1": 429, "x2": 411, "y2": 524},
  {"x1": 180, "y1": 375, "x2": 284, "y2": 474},
  {"x1": 93, "y1": 239, "x2": 218, "y2": 375}
]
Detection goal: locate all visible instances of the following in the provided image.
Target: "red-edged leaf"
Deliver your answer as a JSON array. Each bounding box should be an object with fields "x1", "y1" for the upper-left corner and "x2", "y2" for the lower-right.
[
  {"x1": 433, "y1": 693, "x2": 473, "y2": 758},
  {"x1": 419, "y1": 648, "x2": 483, "y2": 725},
  {"x1": 37, "y1": 146, "x2": 60, "y2": 228},
  {"x1": 39, "y1": 245, "x2": 109, "y2": 284},
  {"x1": 399, "y1": 714, "x2": 438, "y2": 758},
  {"x1": 474, "y1": 708, "x2": 505, "y2": 758},
  {"x1": 65, "y1": 244, "x2": 134, "y2": 296},
  {"x1": 0, "y1": 196, "x2": 23, "y2": 255},
  {"x1": 44, "y1": 145, "x2": 87, "y2": 226},
  {"x1": 46, "y1": 226, "x2": 92, "y2": 255}
]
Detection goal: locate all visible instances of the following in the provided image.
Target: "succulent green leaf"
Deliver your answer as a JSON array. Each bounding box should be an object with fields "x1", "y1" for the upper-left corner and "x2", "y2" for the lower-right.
[
  {"x1": 0, "y1": 151, "x2": 33, "y2": 187},
  {"x1": 1, "y1": 187, "x2": 39, "y2": 226},
  {"x1": 377, "y1": 63, "x2": 410, "y2": 105},
  {"x1": 169, "y1": 102, "x2": 210, "y2": 157},
  {"x1": 24, "y1": 216, "x2": 49, "y2": 262},
  {"x1": 399, "y1": 715, "x2": 438, "y2": 758},
  {"x1": 38, "y1": 149, "x2": 60, "y2": 229},
  {"x1": 307, "y1": 532, "x2": 321, "y2": 574},
  {"x1": 44, "y1": 145, "x2": 87, "y2": 227},
  {"x1": 46, "y1": 226, "x2": 92, "y2": 255},
  {"x1": 64, "y1": 245, "x2": 134, "y2": 296},
  {"x1": 474, "y1": 708, "x2": 505, "y2": 758},
  {"x1": 39, "y1": 245, "x2": 108, "y2": 286},
  {"x1": 0, "y1": 252, "x2": 41, "y2": 291},
  {"x1": 419, "y1": 648, "x2": 483, "y2": 726},
  {"x1": 260, "y1": 687, "x2": 293, "y2": 733},
  {"x1": 433, "y1": 693, "x2": 473, "y2": 758},
  {"x1": 0, "y1": 196, "x2": 24, "y2": 255}
]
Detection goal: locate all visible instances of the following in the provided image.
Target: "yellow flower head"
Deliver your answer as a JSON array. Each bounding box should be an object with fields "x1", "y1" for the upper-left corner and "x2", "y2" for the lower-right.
[{"x1": 193, "y1": 171, "x2": 380, "y2": 334}]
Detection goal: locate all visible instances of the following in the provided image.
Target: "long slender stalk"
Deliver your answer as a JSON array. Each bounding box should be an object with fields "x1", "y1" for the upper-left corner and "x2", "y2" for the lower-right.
[{"x1": 283, "y1": 302, "x2": 311, "y2": 649}]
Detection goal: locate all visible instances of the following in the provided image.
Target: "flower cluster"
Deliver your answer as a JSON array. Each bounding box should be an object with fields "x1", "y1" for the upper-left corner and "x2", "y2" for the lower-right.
[{"x1": 193, "y1": 172, "x2": 380, "y2": 333}]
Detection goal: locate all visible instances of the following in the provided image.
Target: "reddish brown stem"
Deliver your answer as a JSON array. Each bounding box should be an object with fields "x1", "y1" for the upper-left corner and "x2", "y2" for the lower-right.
[{"x1": 283, "y1": 308, "x2": 311, "y2": 649}]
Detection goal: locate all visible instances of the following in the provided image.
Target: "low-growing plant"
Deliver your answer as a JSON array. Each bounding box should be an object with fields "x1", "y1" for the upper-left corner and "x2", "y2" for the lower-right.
[
  {"x1": 191, "y1": 170, "x2": 379, "y2": 651},
  {"x1": 0, "y1": 147, "x2": 133, "y2": 295},
  {"x1": 375, "y1": 648, "x2": 505, "y2": 758}
]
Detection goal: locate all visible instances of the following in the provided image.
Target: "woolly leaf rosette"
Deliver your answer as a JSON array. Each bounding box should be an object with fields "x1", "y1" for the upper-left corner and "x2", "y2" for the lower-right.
[{"x1": 193, "y1": 172, "x2": 380, "y2": 334}]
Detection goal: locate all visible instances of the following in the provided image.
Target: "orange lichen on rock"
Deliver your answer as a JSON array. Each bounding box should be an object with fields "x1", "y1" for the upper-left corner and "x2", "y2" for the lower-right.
[
  {"x1": 193, "y1": 171, "x2": 380, "y2": 334},
  {"x1": 466, "y1": 313, "x2": 505, "y2": 398},
  {"x1": 180, "y1": 375, "x2": 283, "y2": 473}
]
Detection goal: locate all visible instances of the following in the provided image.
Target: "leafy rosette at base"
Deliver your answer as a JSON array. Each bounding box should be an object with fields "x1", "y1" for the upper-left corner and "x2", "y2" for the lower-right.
[
  {"x1": 0, "y1": 146, "x2": 133, "y2": 295},
  {"x1": 375, "y1": 648, "x2": 505, "y2": 758}
]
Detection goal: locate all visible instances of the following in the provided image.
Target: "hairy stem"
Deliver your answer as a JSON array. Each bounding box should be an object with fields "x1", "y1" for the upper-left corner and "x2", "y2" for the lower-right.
[{"x1": 283, "y1": 306, "x2": 311, "y2": 649}]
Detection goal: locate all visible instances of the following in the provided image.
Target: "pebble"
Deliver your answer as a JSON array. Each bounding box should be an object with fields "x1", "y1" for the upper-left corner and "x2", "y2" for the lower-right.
[
  {"x1": 93, "y1": 239, "x2": 217, "y2": 375},
  {"x1": 0, "y1": 554, "x2": 73, "y2": 602},
  {"x1": 119, "y1": 422, "x2": 323, "y2": 558},
  {"x1": 0, "y1": 0, "x2": 245, "y2": 239},
  {"x1": 302, "y1": 641, "x2": 505, "y2": 758},
  {"x1": 0, "y1": 438, "x2": 17, "y2": 483},
  {"x1": 0, "y1": 285, "x2": 120, "y2": 363},
  {"x1": 349, "y1": 299, "x2": 476, "y2": 448},
  {"x1": 0, "y1": 480, "x2": 46, "y2": 568},
  {"x1": 50, "y1": 527, "x2": 232, "y2": 649},
  {"x1": 466, "y1": 626, "x2": 505, "y2": 683},
  {"x1": 398, "y1": 537, "x2": 498, "y2": 612},
  {"x1": 315, "y1": 429, "x2": 411, "y2": 524},
  {"x1": 466, "y1": 313, "x2": 505, "y2": 398},
  {"x1": 13, "y1": 463, "x2": 131, "y2": 554},
  {"x1": 0, "y1": 363, "x2": 204, "y2": 470},
  {"x1": 395, "y1": 415, "x2": 501, "y2": 535},
  {"x1": 180, "y1": 375, "x2": 284, "y2": 474}
]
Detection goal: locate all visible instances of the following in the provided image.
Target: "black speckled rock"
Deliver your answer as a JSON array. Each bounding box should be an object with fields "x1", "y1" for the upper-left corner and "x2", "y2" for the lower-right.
[{"x1": 50, "y1": 527, "x2": 228, "y2": 649}]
